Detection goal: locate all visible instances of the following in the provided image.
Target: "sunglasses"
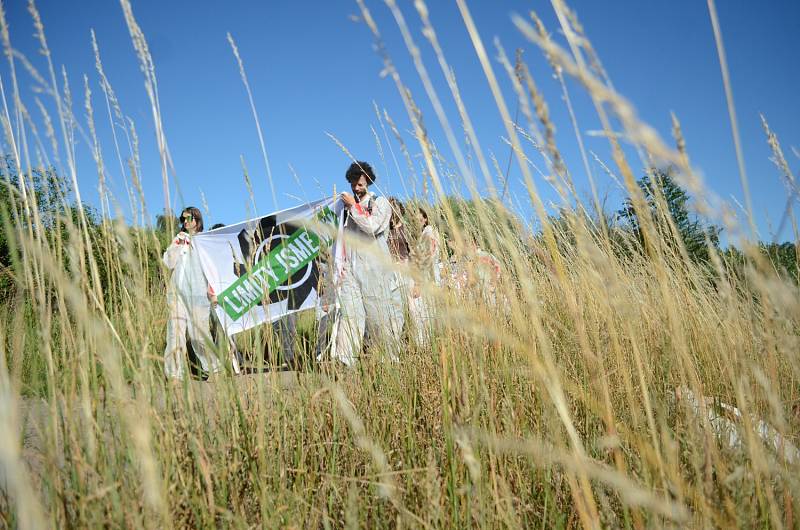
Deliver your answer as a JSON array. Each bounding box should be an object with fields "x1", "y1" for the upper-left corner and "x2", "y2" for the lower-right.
[{"x1": 181, "y1": 215, "x2": 194, "y2": 223}]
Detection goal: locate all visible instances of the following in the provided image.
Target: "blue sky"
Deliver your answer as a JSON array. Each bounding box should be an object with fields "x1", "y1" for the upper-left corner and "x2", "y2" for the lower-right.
[{"x1": 3, "y1": 0, "x2": 798, "y2": 242}]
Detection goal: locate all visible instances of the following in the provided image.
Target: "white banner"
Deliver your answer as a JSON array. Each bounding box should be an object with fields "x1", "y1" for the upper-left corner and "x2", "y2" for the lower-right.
[{"x1": 193, "y1": 197, "x2": 343, "y2": 336}]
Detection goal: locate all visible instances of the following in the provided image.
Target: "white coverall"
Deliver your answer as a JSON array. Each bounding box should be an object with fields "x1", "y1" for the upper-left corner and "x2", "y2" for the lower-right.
[
  {"x1": 448, "y1": 247, "x2": 503, "y2": 306},
  {"x1": 408, "y1": 224, "x2": 443, "y2": 347},
  {"x1": 163, "y1": 233, "x2": 221, "y2": 380},
  {"x1": 334, "y1": 192, "x2": 404, "y2": 365}
]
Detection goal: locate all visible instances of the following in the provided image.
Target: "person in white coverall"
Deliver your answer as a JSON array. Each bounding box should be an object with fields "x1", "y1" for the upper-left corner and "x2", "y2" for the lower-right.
[
  {"x1": 334, "y1": 161, "x2": 404, "y2": 365},
  {"x1": 408, "y1": 207, "x2": 442, "y2": 347},
  {"x1": 163, "y1": 207, "x2": 221, "y2": 381}
]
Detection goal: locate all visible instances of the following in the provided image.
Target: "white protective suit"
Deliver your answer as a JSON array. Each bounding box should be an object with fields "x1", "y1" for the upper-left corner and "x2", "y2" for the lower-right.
[
  {"x1": 449, "y1": 247, "x2": 503, "y2": 306},
  {"x1": 333, "y1": 192, "x2": 404, "y2": 365},
  {"x1": 408, "y1": 224, "x2": 443, "y2": 347},
  {"x1": 163, "y1": 232, "x2": 221, "y2": 380}
]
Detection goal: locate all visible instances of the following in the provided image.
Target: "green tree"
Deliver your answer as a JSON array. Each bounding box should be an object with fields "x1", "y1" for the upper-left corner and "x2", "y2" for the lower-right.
[
  {"x1": 618, "y1": 169, "x2": 721, "y2": 263},
  {"x1": 0, "y1": 156, "x2": 106, "y2": 298},
  {"x1": 721, "y1": 241, "x2": 799, "y2": 289},
  {"x1": 761, "y1": 241, "x2": 798, "y2": 280},
  {"x1": 155, "y1": 210, "x2": 178, "y2": 234}
]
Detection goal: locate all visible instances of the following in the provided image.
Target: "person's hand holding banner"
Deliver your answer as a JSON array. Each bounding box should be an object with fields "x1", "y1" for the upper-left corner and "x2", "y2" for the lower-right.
[
  {"x1": 340, "y1": 192, "x2": 356, "y2": 208},
  {"x1": 175, "y1": 232, "x2": 191, "y2": 246}
]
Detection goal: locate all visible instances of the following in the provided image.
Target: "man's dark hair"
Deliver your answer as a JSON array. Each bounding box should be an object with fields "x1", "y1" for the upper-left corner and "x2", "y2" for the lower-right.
[
  {"x1": 345, "y1": 161, "x2": 376, "y2": 185},
  {"x1": 211, "y1": 223, "x2": 226, "y2": 230},
  {"x1": 180, "y1": 206, "x2": 204, "y2": 232}
]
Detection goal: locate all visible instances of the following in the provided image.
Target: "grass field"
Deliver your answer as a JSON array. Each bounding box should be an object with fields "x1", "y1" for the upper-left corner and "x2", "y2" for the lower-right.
[{"x1": 1, "y1": 1, "x2": 799, "y2": 528}]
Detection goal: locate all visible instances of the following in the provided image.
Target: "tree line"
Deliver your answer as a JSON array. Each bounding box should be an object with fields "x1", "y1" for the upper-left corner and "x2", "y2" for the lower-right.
[{"x1": 1, "y1": 161, "x2": 797, "y2": 305}]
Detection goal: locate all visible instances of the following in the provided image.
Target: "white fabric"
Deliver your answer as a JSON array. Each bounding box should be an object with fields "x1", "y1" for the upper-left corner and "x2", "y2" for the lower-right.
[
  {"x1": 321, "y1": 211, "x2": 345, "y2": 362},
  {"x1": 163, "y1": 233, "x2": 221, "y2": 380},
  {"x1": 191, "y1": 197, "x2": 339, "y2": 336},
  {"x1": 674, "y1": 386, "x2": 800, "y2": 464},
  {"x1": 474, "y1": 248, "x2": 503, "y2": 306},
  {"x1": 163, "y1": 233, "x2": 209, "y2": 305},
  {"x1": 408, "y1": 293, "x2": 432, "y2": 347},
  {"x1": 333, "y1": 193, "x2": 404, "y2": 365},
  {"x1": 408, "y1": 225, "x2": 443, "y2": 348},
  {"x1": 420, "y1": 225, "x2": 443, "y2": 286},
  {"x1": 447, "y1": 247, "x2": 503, "y2": 306},
  {"x1": 164, "y1": 298, "x2": 221, "y2": 380}
]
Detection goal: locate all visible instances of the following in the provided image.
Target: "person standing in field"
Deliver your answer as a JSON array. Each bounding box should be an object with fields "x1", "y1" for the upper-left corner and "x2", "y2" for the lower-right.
[
  {"x1": 162, "y1": 207, "x2": 222, "y2": 381},
  {"x1": 409, "y1": 207, "x2": 442, "y2": 347},
  {"x1": 386, "y1": 197, "x2": 411, "y2": 336},
  {"x1": 413, "y1": 207, "x2": 443, "y2": 286},
  {"x1": 334, "y1": 161, "x2": 404, "y2": 365},
  {"x1": 447, "y1": 236, "x2": 503, "y2": 306}
]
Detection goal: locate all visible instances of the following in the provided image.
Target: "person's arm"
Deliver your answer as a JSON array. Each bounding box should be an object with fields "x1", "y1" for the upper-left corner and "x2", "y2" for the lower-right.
[
  {"x1": 163, "y1": 232, "x2": 189, "y2": 270},
  {"x1": 347, "y1": 196, "x2": 391, "y2": 236}
]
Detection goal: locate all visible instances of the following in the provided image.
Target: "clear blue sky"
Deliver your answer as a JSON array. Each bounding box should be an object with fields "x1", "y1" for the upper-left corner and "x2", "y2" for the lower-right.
[{"x1": 3, "y1": 0, "x2": 798, "y2": 242}]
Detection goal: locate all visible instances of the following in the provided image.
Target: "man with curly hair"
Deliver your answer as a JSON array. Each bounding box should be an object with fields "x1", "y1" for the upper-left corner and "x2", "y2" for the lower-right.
[{"x1": 334, "y1": 161, "x2": 404, "y2": 364}]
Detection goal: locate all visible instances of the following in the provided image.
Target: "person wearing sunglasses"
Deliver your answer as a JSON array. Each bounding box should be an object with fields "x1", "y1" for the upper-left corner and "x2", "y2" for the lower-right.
[{"x1": 162, "y1": 206, "x2": 222, "y2": 381}]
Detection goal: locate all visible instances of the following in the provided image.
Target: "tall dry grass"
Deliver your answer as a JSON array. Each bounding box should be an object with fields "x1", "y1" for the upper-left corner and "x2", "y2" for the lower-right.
[{"x1": 1, "y1": 0, "x2": 798, "y2": 528}]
